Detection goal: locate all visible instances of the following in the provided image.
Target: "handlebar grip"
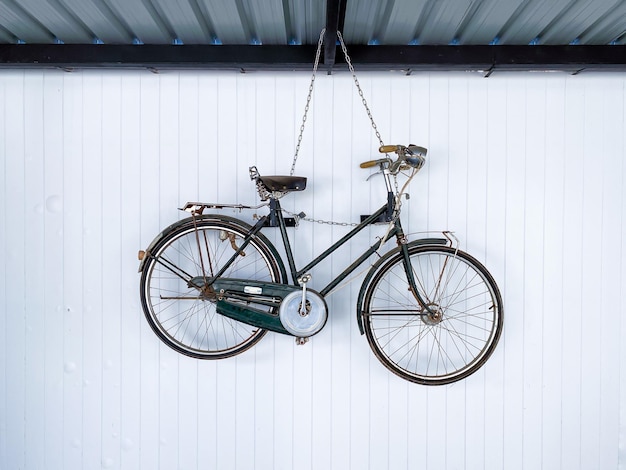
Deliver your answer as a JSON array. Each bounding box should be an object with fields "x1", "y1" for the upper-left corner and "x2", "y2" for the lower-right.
[
  {"x1": 360, "y1": 160, "x2": 380, "y2": 168},
  {"x1": 379, "y1": 145, "x2": 398, "y2": 153}
]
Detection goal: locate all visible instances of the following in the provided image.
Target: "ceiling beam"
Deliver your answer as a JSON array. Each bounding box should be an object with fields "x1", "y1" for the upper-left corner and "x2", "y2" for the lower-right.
[
  {"x1": 1, "y1": 44, "x2": 626, "y2": 73},
  {"x1": 323, "y1": 0, "x2": 347, "y2": 72}
]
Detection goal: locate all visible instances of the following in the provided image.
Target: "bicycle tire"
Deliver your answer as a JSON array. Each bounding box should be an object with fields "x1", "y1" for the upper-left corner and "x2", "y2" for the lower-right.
[
  {"x1": 139, "y1": 215, "x2": 285, "y2": 359},
  {"x1": 361, "y1": 244, "x2": 503, "y2": 385}
]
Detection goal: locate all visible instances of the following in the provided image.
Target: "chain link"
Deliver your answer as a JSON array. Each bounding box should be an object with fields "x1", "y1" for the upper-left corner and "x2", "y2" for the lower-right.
[
  {"x1": 282, "y1": 209, "x2": 359, "y2": 227},
  {"x1": 337, "y1": 31, "x2": 385, "y2": 148},
  {"x1": 284, "y1": 167, "x2": 416, "y2": 227},
  {"x1": 290, "y1": 28, "x2": 326, "y2": 176},
  {"x1": 290, "y1": 29, "x2": 386, "y2": 175}
]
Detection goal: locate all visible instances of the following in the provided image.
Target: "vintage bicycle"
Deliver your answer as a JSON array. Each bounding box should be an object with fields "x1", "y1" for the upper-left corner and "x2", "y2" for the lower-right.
[{"x1": 137, "y1": 144, "x2": 503, "y2": 385}]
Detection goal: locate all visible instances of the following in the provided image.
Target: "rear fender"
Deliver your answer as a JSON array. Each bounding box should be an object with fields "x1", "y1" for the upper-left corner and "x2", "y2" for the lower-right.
[{"x1": 137, "y1": 215, "x2": 285, "y2": 282}]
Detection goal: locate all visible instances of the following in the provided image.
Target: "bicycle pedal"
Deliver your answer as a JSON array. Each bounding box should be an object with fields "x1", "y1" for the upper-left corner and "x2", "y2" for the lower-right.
[{"x1": 295, "y1": 337, "x2": 309, "y2": 346}]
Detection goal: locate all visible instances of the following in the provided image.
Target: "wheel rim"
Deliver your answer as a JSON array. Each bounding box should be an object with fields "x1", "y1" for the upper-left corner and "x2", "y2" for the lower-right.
[
  {"x1": 141, "y1": 222, "x2": 280, "y2": 358},
  {"x1": 364, "y1": 247, "x2": 502, "y2": 384}
]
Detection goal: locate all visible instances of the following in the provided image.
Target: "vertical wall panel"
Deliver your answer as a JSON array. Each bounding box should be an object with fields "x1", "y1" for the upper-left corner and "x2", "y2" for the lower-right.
[
  {"x1": 561, "y1": 76, "x2": 586, "y2": 470},
  {"x1": 522, "y1": 76, "x2": 545, "y2": 470},
  {"x1": 44, "y1": 70, "x2": 65, "y2": 469},
  {"x1": 598, "y1": 78, "x2": 624, "y2": 470},
  {"x1": 0, "y1": 69, "x2": 6, "y2": 469},
  {"x1": 579, "y1": 80, "x2": 605, "y2": 470},
  {"x1": 620, "y1": 82, "x2": 626, "y2": 470},
  {"x1": 327, "y1": 76, "x2": 352, "y2": 470},
  {"x1": 1, "y1": 71, "x2": 26, "y2": 470},
  {"x1": 464, "y1": 76, "x2": 489, "y2": 470},
  {"x1": 61, "y1": 71, "x2": 84, "y2": 470},
  {"x1": 177, "y1": 72, "x2": 201, "y2": 470},
  {"x1": 22, "y1": 71, "x2": 46, "y2": 470},
  {"x1": 136, "y1": 72, "x2": 161, "y2": 470},
  {"x1": 1, "y1": 69, "x2": 625, "y2": 470},
  {"x1": 541, "y1": 75, "x2": 566, "y2": 470},
  {"x1": 119, "y1": 71, "x2": 142, "y2": 470},
  {"x1": 101, "y1": 72, "x2": 123, "y2": 470},
  {"x1": 483, "y1": 75, "x2": 507, "y2": 470},
  {"x1": 502, "y1": 76, "x2": 525, "y2": 470},
  {"x1": 80, "y1": 72, "x2": 105, "y2": 469},
  {"x1": 155, "y1": 73, "x2": 182, "y2": 470}
]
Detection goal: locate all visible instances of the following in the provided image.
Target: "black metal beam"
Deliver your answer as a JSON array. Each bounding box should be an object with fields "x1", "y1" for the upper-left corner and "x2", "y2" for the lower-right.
[
  {"x1": 324, "y1": 0, "x2": 347, "y2": 72},
  {"x1": 0, "y1": 44, "x2": 319, "y2": 70},
  {"x1": 1, "y1": 44, "x2": 626, "y2": 73}
]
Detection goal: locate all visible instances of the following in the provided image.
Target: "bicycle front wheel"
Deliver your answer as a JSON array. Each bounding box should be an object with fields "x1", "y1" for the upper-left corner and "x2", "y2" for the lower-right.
[
  {"x1": 362, "y1": 245, "x2": 502, "y2": 385},
  {"x1": 139, "y1": 216, "x2": 284, "y2": 359}
]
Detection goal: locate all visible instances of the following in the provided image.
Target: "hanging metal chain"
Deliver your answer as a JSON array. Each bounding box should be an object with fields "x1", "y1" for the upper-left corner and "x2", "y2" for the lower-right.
[
  {"x1": 290, "y1": 28, "x2": 326, "y2": 176},
  {"x1": 337, "y1": 31, "x2": 385, "y2": 148},
  {"x1": 282, "y1": 208, "x2": 359, "y2": 227},
  {"x1": 290, "y1": 29, "x2": 386, "y2": 175}
]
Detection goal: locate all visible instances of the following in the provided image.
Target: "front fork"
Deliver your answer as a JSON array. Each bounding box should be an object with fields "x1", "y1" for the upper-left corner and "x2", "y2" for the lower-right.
[{"x1": 397, "y1": 230, "x2": 455, "y2": 318}]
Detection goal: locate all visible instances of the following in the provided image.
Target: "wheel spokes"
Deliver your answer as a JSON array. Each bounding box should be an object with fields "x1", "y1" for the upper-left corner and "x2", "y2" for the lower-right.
[
  {"x1": 142, "y1": 222, "x2": 280, "y2": 358},
  {"x1": 364, "y1": 247, "x2": 501, "y2": 384}
]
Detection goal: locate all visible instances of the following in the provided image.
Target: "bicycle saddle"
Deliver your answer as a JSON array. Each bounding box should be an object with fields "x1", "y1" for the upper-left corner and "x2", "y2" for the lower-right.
[
  {"x1": 249, "y1": 166, "x2": 307, "y2": 193},
  {"x1": 259, "y1": 175, "x2": 307, "y2": 192}
]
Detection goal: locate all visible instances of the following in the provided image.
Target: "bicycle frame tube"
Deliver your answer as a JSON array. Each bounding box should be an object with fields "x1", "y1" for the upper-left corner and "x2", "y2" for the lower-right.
[
  {"x1": 205, "y1": 214, "x2": 270, "y2": 283},
  {"x1": 272, "y1": 198, "x2": 402, "y2": 295},
  {"x1": 201, "y1": 191, "x2": 435, "y2": 312},
  {"x1": 271, "y1": 196, "x2": 439, "y2": 314},
  {"x1": 206, "y1": 202, "x2": 438, "y2": 317}
]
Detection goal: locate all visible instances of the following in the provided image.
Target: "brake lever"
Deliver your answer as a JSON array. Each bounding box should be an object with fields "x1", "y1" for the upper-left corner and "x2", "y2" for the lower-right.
[{"x1": 366, "y1": 170, "x2": 384, "y2": 181}]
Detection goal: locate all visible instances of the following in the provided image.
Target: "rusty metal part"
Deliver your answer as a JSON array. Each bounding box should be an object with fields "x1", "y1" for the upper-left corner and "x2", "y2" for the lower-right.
[{"x1": 226, "y1": 232, "x2": 245, "y2": 256}]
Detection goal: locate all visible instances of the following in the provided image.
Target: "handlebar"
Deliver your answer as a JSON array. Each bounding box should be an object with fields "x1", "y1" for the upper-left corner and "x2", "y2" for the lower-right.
[
  {"x1": 379, "y1": 144, "x2": 399, "y2": 153},
  {"x1": 360, "y1": 144, "x2": 427, "y2": 174},
  {"x1": 359, "y1": 158, "x2": 390, "y2": 169}
]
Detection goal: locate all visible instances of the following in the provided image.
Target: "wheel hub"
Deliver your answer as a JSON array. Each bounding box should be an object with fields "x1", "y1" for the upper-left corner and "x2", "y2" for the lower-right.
[
  {"x1": 421, "y1": 303, "x2": 444, "y2": 325},
  {"x1": 188, "y1": 276, "x2": 217, "y2": 301}
]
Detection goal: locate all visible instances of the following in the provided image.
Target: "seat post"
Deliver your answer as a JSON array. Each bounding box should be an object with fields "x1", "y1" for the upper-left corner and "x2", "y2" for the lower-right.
[{"x1": 268, "y1": 198, "x2": 280, "y2": 227}]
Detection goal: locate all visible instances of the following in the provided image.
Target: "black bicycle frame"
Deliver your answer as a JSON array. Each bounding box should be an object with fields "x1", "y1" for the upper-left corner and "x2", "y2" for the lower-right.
[
  {"x1": 270, "y1": 199, "x2": 394, "y2": 294},
  {"x1": 237, "y1": 192, "x2": 428, "y2": 301},
  {"x1": 199, "y1": 188, "x2": 436, "y2": 318}
]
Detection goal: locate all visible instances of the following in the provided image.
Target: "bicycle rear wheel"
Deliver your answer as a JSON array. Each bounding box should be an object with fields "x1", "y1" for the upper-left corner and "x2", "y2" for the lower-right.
[
  {"x1": 362, "y1": 245, "x2": 502, "y2": 385},
  {"x1": 139, "y1": 216, "x2": 284, "y2": 359}
]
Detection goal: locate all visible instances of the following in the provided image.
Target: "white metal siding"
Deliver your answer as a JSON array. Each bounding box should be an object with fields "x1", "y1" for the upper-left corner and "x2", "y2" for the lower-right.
[{"x1": 1, "y1": 69, "x2": 625, "y2": 469}]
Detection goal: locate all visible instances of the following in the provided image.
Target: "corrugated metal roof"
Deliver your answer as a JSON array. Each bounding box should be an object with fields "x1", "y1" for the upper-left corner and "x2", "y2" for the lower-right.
[
  {"x1": 342, "y1": 0, "x2": 626, "y2": 46},
  {"x1": 0, "y1": 0, "x2": 623, "y2": 46},
  {"x1": 0, "y1": 0, "x2": 624, "y2": 72}
]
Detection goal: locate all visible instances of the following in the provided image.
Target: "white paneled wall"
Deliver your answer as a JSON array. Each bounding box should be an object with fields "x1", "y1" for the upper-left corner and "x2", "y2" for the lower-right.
[{"x1": 1, "y1": 69, "x2": 625, "y2": 470}]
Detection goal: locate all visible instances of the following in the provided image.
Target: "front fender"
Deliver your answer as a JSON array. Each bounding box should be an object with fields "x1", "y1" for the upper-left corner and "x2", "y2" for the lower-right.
[{"x1": 355, "y1": 238, "x2": 448, "y2": 334}]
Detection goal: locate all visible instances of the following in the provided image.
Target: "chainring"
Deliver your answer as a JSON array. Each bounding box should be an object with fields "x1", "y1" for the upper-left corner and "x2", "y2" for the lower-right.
[{"x1": 278, "y1": 289, "x2": 328, "y2": 337}]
